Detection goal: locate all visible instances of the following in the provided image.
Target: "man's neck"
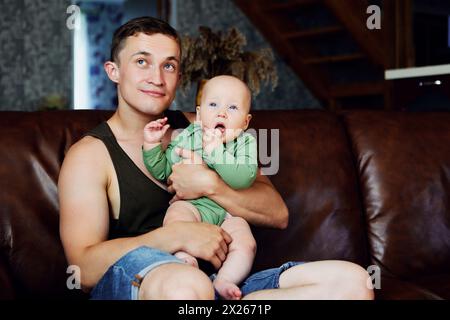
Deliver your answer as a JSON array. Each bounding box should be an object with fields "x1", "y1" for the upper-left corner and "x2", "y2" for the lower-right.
[{"x1": 109, "y1": 103, "x2": 164, "y2": 141}]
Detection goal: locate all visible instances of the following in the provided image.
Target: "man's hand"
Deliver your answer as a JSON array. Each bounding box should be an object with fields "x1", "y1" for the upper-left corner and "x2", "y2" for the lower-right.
[
  {"x1": 143, "y1": 117, "x2": 170, "y2": 150},
  {"x1": 203, "y1": 128, "x2": 223, "y2": 155},
  {"x1": 167, "y1": 147, "x2": 220, "y2": 203},
  {"x1": 167, "y1": 221, "x2": 232, "y2": 270}
]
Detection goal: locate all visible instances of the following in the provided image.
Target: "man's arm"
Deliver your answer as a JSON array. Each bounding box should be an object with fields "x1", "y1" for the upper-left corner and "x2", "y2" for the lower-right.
[
  {"x1": 209, "y1": 170, "x2": 288, "y2": 228},
  {"x1": 168, "y1": 149, "x2": 288, "y2": 229},
  {"x1": 59, "y1": 137, "x2": 231, "y2": 289}
]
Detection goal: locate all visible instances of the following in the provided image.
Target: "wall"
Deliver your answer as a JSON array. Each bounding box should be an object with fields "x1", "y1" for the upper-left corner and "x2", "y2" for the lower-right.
[
  {"x1": 0, "y1": 0, "x2": 72, "y2": 111},
  {"x1": 172, "y1": 0, "x2": 322, "y2": 111},
  {"x1": 0, "y1": 0, "x2": 322, "y2": 111}
]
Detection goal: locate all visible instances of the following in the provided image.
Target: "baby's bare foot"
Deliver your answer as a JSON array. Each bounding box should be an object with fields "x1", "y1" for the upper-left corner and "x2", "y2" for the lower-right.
[
  {"x1": 213, "y1": 277, "x2": 242, "y2": 300},
  {"x1": 174, "y1": 251, "x2": 198, "y2": 268}
]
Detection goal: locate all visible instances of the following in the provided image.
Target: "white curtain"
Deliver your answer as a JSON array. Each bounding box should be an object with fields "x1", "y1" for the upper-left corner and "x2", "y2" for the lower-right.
[{"x1": 73, "y1": 12, "x2": 91, "y2": 109}]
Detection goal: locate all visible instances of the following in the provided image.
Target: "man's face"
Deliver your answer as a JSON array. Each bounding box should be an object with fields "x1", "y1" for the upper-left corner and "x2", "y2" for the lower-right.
[{"x1": 114, "y1": 33, "x2": 180, "y2": 115}]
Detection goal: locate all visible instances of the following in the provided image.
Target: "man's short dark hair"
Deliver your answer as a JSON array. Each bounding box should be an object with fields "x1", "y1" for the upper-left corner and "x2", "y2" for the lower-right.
[{"x1": 110, "y1": 16, "x2": 181, "y2": 63}]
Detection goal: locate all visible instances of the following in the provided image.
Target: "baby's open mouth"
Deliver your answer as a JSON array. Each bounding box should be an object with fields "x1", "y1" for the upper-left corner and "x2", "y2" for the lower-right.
[{"x1": 214, "y1": 123, "x2": 226, "y2": 134}]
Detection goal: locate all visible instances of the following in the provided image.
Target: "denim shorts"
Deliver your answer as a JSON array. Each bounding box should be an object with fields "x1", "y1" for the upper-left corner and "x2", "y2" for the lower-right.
[
  {"x1": 238, "y1": 261, "x2": 304, "y2": 297},
  {"x1": 90, "y1": 246, "x2": 185, "y2": 300},
  {"x1": 90, "y1": 246, "x2": 304, "y2": 300}
]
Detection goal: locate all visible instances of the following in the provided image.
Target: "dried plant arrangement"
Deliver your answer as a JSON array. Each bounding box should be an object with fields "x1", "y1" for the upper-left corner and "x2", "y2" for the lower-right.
[{"x1": 180, "y1": 26, "x2": 278, "y2": 98}]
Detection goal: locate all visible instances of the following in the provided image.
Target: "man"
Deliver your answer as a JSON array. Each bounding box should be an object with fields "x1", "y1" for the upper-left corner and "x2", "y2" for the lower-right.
[{"x1": 58, "y1": 17, "x2": 374, "y2": 300}]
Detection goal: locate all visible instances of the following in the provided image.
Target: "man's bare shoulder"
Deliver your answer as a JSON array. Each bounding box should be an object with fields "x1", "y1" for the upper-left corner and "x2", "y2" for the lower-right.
[
  {"x1": 65, "y1": 135, "x2": 108, "y2": 161},
  {"x1": 68, "y1": 135, "x2": 105, "y2": 153},
  {"x1": 60, "y1": 135, "x2": 109, "y2": 181}
]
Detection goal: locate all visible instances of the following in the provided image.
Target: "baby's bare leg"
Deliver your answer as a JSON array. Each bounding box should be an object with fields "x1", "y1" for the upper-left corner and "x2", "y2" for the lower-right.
[
  {"x1": 164, "y1": 201, "x2": 202, "y2": 267},
  {"x1": 214, "y1": 216, "x2": 257, "y2": 300}
]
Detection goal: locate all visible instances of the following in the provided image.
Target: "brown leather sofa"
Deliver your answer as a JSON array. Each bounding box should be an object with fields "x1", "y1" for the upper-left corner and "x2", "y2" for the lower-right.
[{"x1": 1, "y1": 109, "x2": 449, "y2": 300}]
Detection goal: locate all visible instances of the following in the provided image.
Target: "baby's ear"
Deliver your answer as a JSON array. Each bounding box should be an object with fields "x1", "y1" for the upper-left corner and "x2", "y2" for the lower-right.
[
  {"x1": 195, "y1": 106, "x2": 201, "y2": 122},
  {"x1": 244, "y1": 114, "x2": 252, "y2": 130}
]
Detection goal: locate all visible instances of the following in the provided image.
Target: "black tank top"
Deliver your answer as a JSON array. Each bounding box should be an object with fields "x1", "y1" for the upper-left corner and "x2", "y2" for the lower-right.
[{"x1": 86, "y1": 110, "x2": 191, "y2": 239}]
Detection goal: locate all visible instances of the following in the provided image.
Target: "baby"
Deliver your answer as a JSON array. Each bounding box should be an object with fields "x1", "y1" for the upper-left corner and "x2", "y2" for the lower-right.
[{"x1": 142, "y1": 75, "x2": 257, "y2": 300}]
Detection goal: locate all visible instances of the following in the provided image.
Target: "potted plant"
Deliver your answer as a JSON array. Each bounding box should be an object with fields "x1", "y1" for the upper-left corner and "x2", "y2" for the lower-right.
[
  {"x1": 180, "y1": 26, "x2": 278, "y2": 105},
  {"x1": 39, "y1": 93, "x2": 68, "y2": 111}
]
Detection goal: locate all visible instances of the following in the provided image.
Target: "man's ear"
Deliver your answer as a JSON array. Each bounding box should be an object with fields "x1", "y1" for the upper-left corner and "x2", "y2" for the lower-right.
[
  {"x1": 104, "y1": 61, "x2": 120, "y2": 84},
  {"x1": 244, "y1": 114, "x2": 252, "y2": 130}
]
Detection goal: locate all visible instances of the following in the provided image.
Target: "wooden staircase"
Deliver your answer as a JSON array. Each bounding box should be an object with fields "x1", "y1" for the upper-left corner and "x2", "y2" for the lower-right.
[{"x1": 234, "y1": 0, "x2": 410, "y2": 110}]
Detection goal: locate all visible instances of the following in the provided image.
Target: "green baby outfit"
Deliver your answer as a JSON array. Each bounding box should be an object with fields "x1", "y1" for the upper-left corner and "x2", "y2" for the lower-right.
[{"x1": 142, "y1": 123, "x2": 257, "y2": 225}]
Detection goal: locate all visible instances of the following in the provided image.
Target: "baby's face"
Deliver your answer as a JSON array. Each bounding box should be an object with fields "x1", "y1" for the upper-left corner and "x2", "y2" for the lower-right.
[{"x1": 197, "y1": 76, "x2": 252, "y2": 143}]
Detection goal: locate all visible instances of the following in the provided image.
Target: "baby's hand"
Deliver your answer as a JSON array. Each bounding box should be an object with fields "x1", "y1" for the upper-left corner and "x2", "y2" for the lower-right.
[
  {"x1": 203, "y1": 128, "x2": 223, "y2": 155},
  {"x1": 143, "y1": 117, "x2": 170, "y2": 150}
]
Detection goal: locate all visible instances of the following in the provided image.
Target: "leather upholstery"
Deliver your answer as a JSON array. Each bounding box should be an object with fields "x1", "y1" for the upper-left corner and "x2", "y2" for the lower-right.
[
  {"x1": 250, "y1": 111, "x2": 369, "y2": 271},
  {"x1": 0, "y1": 110, "x2": 449, "y2": 299}
]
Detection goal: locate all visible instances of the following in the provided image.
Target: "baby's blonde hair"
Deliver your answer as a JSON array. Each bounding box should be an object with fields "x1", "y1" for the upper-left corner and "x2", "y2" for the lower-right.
[{"x1": 201, "y1": 75, "x2": 252, "y2": 111}]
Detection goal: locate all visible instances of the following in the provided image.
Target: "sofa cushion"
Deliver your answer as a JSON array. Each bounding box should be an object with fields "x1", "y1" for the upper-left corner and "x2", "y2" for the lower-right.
[
  {"x1": 0, "y1": 255, "x2": 14, "y2": 299},
  {"x1": 343, "y1": 111, "x2": 450, "y2": 280},
  {"x1": 375, "y1": 276, "x2": 446, "y2": 300},
  {"x1": 412, "y1": 274, "x2": 450, "y2": 299}
]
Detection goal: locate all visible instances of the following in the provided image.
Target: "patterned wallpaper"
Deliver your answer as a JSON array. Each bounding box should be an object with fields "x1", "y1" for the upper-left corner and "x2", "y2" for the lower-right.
[
  {"x1": 172, "y1": 0, "x2": 322, "y2": 111},
  {"x1": 0, "y1": 0, "x2": 72, "y2": 111},
  {"x1": 0, "y1": 0, "x2": 321, "y2": 111}
]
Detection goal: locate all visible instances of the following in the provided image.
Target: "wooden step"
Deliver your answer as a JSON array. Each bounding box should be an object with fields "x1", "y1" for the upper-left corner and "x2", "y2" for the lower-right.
[
  {"x1": 283, "y1": 25, "x2": 344, "y2": 39},
  {"x1": 234, "y1": 0, "x2": 330, "y2": 102},
  {"x1": 331, "y1": 82, "x2": 384, "y2": 98},
  {"x1": 324, "y1": 0, "x2": 387, "y2": 68},
  {"x1": 264, "y1": 0, "x2": 320, "y2": 11},
  {"x1": 303, "y1": 53, "x2": 365, "y2": 64}
]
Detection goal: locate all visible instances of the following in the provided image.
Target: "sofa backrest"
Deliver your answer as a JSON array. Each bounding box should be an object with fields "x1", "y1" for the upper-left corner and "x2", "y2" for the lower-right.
[
  {"x1": 343, "y1": 111, "x2": 450, "y2": 279},
  {"x1": 249, "y1": 110, "x2": 369, "y2": 271},
  {"x1": 0, "y1": 110, "x2": 112, "y2": 298},
  {"x1": 0, "y1": 109, "x2": 370, "y2": 298}
]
